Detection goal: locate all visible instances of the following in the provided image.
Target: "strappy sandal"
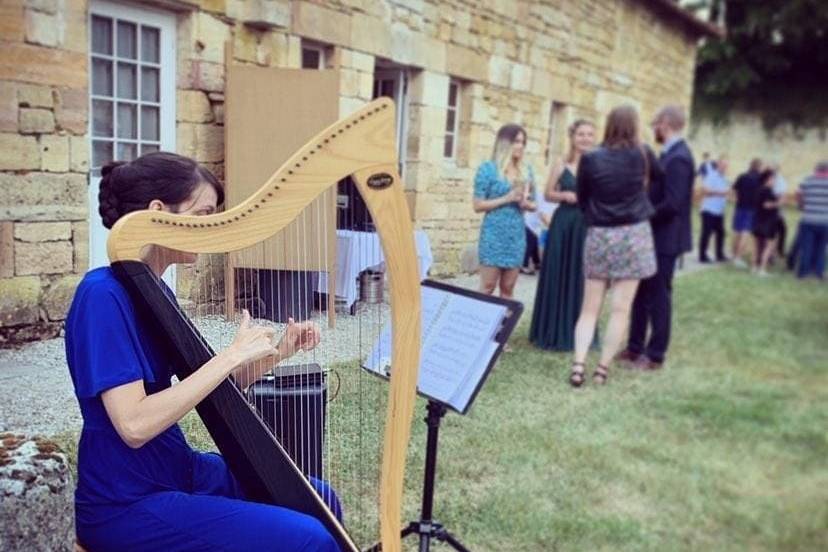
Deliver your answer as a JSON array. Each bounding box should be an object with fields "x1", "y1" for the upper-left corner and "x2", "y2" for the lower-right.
[
  {"x1": 569, "y1": 362, "x2": 586, "y2": 388},
  {"x1": 593, "y1": 364, "x2": 609, "y2": 385}
]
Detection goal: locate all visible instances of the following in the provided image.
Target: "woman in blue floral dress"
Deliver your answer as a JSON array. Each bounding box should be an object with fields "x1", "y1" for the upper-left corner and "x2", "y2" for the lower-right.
[{"x1": 473, "y1": 124, "x2": 536, "y2": 299}]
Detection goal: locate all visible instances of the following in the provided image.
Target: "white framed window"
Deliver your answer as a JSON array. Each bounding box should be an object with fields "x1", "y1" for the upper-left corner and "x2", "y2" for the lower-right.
[
  {"x1": 89, "y1": 3, "x2": 175, "y2": 171},
  {"x1": 301, "y1": 42, "x2": 326, "y2": 69},
  {"x1": 87, "y1": 0, "x2": 176, "y2": 275},
  {"x1": 443, "y1": 79, "x2": 461, "y2": 159},
  {"x1": 373, "y1": 68, "x2": 409, "y2": 177}
]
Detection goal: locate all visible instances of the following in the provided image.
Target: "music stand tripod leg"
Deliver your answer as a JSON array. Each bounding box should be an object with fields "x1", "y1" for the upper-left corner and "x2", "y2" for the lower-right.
[
  {"x1": 409, "y1": 401, "x2": 473, "y2": 552},
  {"x1": 368, "y1": 400, "x2": 474, "y2": 552}
]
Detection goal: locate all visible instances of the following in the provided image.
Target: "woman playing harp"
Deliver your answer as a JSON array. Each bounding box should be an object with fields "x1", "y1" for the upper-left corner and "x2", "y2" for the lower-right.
[{"x1": 66, "y1": 152, "x2": 341, "y2": 551}]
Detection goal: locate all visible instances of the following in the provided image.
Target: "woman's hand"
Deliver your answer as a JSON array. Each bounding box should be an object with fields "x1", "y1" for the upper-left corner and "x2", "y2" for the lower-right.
[
  {"x1": 276, "y1": 318, "x2": 322, "y2": 360},
  {"x1": 505, "y1": 187, "x2": 524, "y2": 204},
  {"x1": 561, "y1": 191, "x2": 578, "y2": 204},
  {"x1": 226, "y1": 309, "x2": 279, "y2": 368}
]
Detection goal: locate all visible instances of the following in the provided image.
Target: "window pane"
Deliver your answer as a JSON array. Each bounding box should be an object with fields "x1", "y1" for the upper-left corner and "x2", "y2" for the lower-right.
[
  {"x1": 301, "y1": 48, "x2": 321, "y2": 69},
  {"x1": 116, "y1": 142, "x2": 137, "y2": 161},
  {"x1": 448, "y1": 83, "x2": 458, "y2": 107},
  {"x1": 117, "y1": 103, "x2": 137, "y2": 139},
  {"x1": 141, "y1": 67, "x2": 159, "y2": 102},
  {"x1": 91, "y1": 16, "x2": 112, "y2": 55},
  {"x1": 92, "y1": 100, "x2": 113, "y2": 137},
  {"x1": 446, "y1": 109, "x2": 456, "y2": 133},
  {"x1": 141, "y1": 26, "x2": 160, "y2": 63},
  {"x1": 92, "y1": 58, "x2": 113, "y2": 96},
  {"x1": 443, "y1": 135, "x2": 454, "y2": 158},
  {"x1": 141, "y1": 143, "x2": 160, "y2": 156},
  {"x1": 141, "y1": 106, "x2": 159, "y2": 140},
  {"x1": 117, "y1": 62, "x2": 137, "y2": 99},
  {"x1": 117, "y1": 21, "x2": 136, "y2": 59},
  {"x1": 92, "y1": 140, "x2": 113, "y2": 168}
]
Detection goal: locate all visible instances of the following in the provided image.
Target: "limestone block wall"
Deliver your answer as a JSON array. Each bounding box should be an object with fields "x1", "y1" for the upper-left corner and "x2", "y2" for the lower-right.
[
  {"x1": 690, "y1": 113, "x2": 827, "y2": 189},
  {"x1": 0, "y1": 0, "x2": 705, "y2": 343},
  {"x1": 0, "y1": 0, "x2": 88, "y2": 343}
]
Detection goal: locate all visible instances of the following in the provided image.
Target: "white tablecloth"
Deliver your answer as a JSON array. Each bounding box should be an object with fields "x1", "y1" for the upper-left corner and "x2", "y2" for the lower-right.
[{"x1": 317, "y1": 229, "x2": 433, "y2": 307}]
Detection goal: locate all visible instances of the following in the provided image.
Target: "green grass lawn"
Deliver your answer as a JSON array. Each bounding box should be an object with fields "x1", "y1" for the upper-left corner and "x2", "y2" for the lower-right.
[
  {"x1": 55, "y1": 265, "x2": 827, "y2": 551},
  {"x1": 417, "y1": 267, "x2": 827, "y2": 552}
]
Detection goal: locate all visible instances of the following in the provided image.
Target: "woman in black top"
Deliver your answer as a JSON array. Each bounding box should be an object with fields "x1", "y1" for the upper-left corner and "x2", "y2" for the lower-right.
[
  {"x1": 752, "y1": 169, "x2": 781, "y2": 276},
  {"x1": 569, "y1": 105, "x2": 661, "y2": 387}
]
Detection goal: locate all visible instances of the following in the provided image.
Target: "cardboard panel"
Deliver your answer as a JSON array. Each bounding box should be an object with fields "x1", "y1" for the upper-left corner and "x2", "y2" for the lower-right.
[{"x1": 225, "y1": 67, "x2": 340, "y2": 271}]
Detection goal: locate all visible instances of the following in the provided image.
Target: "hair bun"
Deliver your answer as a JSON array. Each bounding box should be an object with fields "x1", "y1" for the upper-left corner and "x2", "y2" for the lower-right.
[
  {"x1": 98, "y1": 161, "x2": 128, "y2": 229},
  {"x1": 101, "y1": 160, "x2": 126, "y2": 178}
]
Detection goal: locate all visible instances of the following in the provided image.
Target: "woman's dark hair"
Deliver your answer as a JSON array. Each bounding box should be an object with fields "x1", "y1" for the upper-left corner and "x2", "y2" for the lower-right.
[
  {"x1": 759, "y1": 168, "x2": 776, "y2": 186},
  {"x1": 98, "y1": 152, "x2": 223, "y2": 229},
  {"x1": 603, "y1": 105, "x2": 640, "y2": 149},
  {"x1": 491, "y1": 123, "x2": 527, "y2": 173}
]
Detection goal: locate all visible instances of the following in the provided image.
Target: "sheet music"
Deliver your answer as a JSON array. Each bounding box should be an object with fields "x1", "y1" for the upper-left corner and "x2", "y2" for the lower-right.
[{"x1": 363, "y1": 285, "x2": 509, "y2": 412}]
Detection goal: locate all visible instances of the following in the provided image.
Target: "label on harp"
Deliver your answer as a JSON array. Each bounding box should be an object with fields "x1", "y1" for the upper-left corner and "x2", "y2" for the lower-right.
[{"x1": 366, "y1": 173, "x2": 394, "y2": 189}]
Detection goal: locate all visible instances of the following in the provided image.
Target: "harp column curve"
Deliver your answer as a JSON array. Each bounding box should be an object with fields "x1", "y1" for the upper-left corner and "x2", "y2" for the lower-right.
[{"x1": 106, "y1": 97, "x2": 420, "y2": 552}]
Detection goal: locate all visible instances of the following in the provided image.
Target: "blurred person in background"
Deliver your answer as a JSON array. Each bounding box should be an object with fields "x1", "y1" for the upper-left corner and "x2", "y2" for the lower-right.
[
  {"x1": 730, "y1": 158, "x2": 763, "y2": 267},
  {"x1": 698, "y1": 156, "x2": 730, "y2": 263},
  {"x1": 751, "y1": 169, "x2": 782, "y2": 276},
  {"x1": 794, "y1": 161, "x2": 828, "y2": 279}
]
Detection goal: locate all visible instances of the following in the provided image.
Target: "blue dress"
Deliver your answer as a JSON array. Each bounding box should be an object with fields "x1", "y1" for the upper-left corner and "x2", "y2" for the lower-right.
[
  {"x1": 474, "y1": 160, "x2": 533, "y2": 268},
  {"x1": 65, "y1": 267, "x2": 341, "y2": 551}
]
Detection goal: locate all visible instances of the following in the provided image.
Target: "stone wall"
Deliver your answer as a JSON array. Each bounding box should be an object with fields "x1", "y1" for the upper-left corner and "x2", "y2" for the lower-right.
[
  {"x1": 690, "y1": 112, "x2": 827, "y2": 189},
  {"x1": 0, "y1": 0, "x2": 705, "y2": 343},
  {"x1": 0, "y1": 0, "x2": 87, "y2": 344}
]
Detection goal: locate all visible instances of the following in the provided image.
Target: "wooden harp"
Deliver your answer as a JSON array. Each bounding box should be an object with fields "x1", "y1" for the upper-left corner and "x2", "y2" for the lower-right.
[{"x1": 107, "y1": 98, "x2": 421, "y2": 551}]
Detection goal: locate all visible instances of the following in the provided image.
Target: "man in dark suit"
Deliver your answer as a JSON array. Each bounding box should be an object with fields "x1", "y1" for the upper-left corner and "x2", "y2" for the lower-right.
[{"x1": 619, "y1": 105, "x2": 694, "y2": 370}]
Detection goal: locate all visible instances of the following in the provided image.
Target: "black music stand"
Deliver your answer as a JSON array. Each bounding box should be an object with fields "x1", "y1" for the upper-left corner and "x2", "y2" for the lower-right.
[{"x1": 366, "y1": 280, "x2": 524, "y2": 552}]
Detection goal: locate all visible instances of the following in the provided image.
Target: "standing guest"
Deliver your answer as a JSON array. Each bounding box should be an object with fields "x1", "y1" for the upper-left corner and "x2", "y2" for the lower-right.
[
  {"x1": 618, "y1": 105, "x2": 694, "y2": 371},
  {"x1": 794, "y1": 161, "x2": 828, "y2": 279},
  {"x1": 751, "y1": 169, "x2": 782, "y2": 276},
  {"x1": 698, "y1": 156, "x2": 730, "y2": 263},
  {"x1": 523, "y1": 177, "x2": 558, "y2": 274},
  {"x1": 521, "y1": 212, "x2": 541, "y2": 275},
  {"x1": 473, "y1": 124, "x2": 536, "y2": 299},
  {"x1": 530, "y1": 119, "x2": 595, "y2": 351},
  {"x1": 697, "y1": 152, "x2": 714, "y2": 179},
  {"x1": 65, "y1": 153, "x2": 339, "y2": 551},
  {"x1": 771, "y1": 163, "x2": 788, "y2": 257},
  {"x1": 569, "y1": 107, "x2": 659, "y2": 386},
  {"x1": 730, "y1": 159, "x2": 763, "y2": 267}
]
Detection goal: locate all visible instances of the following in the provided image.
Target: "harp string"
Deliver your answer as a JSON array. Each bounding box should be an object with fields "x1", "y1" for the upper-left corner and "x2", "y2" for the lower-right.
[{"x1": 176, "y1": 179, "x2": 392, "y2": 545}]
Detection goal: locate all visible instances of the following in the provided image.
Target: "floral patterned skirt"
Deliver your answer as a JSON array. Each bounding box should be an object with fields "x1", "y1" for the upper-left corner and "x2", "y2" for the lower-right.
[{"x1": 584, "y1": 221, "x2": 657, "y2": 280}]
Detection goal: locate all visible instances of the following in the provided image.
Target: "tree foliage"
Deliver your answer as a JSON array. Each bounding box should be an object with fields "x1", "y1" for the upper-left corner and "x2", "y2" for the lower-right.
[{"x1": 689, "y1": 0, "x2": 828, "y2": 127}]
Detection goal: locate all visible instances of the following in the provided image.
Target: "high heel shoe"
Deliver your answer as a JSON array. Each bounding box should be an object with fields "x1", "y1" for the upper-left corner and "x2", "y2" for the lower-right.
[
  {"x1": 592, "y1": 364, "x2": 609, "y2": 385},
  {"x1": 569, "y1": 362, "x2": 586, "y2": 388}
]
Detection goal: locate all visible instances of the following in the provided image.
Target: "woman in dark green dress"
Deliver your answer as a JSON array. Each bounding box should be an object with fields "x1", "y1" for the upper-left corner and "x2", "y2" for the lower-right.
[{"x1": 530, "y1": 120, "x2": 595, "y2": 350}]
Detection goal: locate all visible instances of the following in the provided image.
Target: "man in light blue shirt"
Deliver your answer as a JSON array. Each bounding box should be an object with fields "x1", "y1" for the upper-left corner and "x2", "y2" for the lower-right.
[{"x1": 699, "y1": 157, "x2": 730, "y2": 262}]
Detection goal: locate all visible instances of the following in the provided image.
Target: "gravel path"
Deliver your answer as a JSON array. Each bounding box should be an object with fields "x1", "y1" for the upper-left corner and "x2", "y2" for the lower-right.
[{"x1": 0, "y1": 261, "x2": 706, "y2": 437}]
